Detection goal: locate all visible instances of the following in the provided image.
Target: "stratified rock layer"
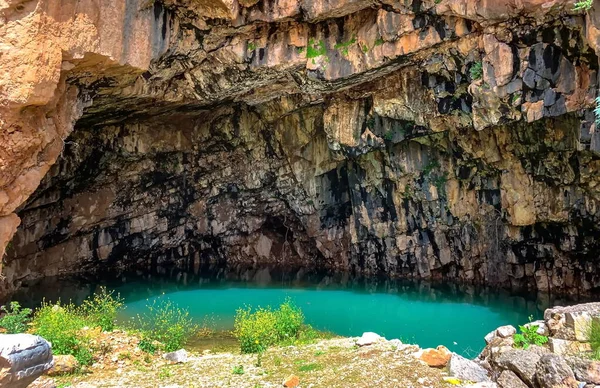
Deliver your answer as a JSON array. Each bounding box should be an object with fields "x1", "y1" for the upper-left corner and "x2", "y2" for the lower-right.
[{"x1": 2, "y1": 0, "x2": 600, "y2": 296}]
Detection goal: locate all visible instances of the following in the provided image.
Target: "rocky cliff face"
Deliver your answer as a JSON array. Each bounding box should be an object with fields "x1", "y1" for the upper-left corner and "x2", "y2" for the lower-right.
[{"x1": 2, "y1": 0, "x2": 600, "y2": 297}]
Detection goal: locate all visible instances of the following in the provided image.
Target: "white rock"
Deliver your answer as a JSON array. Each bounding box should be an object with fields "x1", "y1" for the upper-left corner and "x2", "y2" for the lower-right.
[
  {"x1": 356, "y1": 332, "x2": 382, "y2": 346},
  {"x1": 496, "y1": 325, "x2": 517, "y2": 338},
  {"x1": 0, "y1": 334, "x2": 53, "y2": 388},
  {"x1": 484, "y1": 330, "x2": 497, "y2": 344},
  {"x1": 162, "y1": 349, "x2": 188, "y2": 363},
  {"x1": 523, "y1": 320, "x2": 549, "y2": 336},
  {"x1": 448, "y1": 353, "x2": 491, "y2": 383}
]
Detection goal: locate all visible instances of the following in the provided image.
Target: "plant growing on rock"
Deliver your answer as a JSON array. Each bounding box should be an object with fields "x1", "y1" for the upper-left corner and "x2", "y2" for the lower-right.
[
  {"x1": 307, "y1": 38, "x2": 327, "y2": 64},
  {"x1": 334, "y1": 35, "x2": 357, "y2": 56},
  {"x1": 574, "y1": 0, "x2": 593, "y2": 11},
  {"x1": 588, "y1": 318, "x2": 600, "y2": 359},
  {"x1": 513, "y1": 317, "x2": 548, "y2": 350},
  {"x1": 595, "y1": 96, "x2": 600, "y2": 124},
  {"x1": 0, "y1": 301, "x2": 32, "y2": 333},
  {"x1": 470, "y1": 61, "x2": 483, "y2": 80}
]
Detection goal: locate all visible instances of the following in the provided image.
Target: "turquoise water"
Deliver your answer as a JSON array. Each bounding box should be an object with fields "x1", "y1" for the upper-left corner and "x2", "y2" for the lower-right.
[{"x1": 12, "y1": 272, "x2": 546, "y2": 357}]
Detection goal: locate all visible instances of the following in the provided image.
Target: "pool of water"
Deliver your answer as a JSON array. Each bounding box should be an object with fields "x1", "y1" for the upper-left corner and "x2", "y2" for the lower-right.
[{"x1": 10, "y1": 268, "x2": 551, "y2": 357}]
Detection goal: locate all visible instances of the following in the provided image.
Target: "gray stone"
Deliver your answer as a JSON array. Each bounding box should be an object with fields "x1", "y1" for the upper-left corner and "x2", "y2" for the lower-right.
[
  {"x1": 543, "y1": 88, "x2": 557, "y2": 106},
  {"x1": 448, "y1": 353, "x2": 490, "y2": 383},
  {"x1": 535, "y1": 354, "x2": 578, "y2": 388},
  {"x1": 356, "y1": 332, "x2": 382, "y2": 346},
  {"x1": 485, "y1": 330, "x2": 497, "y2": 345},
  {"x1": 0, "y1": 334, "x2": 54, "y2": 388},
  {"x1": 565, "y1": 356, "x2": 600, "y2": 384},
  {"x1": 494, "y1": 348, "x2": 548, "y2": 387},
  {"x1": 523, "y1": 68, "x2": 536, "y2": 89},
  {"x1": 163, "y1": 349, "x2": 188, "y2": 363},
  {"x1": 496, "y1": 325, "x2": 517, "y2": 338},
  {"x1": 497, "y1": 370, "x2": 528, "y2": 388}
]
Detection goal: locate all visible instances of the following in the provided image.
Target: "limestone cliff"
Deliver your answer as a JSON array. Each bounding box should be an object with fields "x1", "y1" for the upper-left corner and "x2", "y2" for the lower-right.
[{"x1": 1, "y1": 0, "x2": 600, "y2": 296}]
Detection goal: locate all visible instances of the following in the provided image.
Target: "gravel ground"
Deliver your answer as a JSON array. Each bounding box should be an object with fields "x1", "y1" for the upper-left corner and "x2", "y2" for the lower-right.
[{"x1": 52, "y1": 336, "x2": 455, "y2": 388}]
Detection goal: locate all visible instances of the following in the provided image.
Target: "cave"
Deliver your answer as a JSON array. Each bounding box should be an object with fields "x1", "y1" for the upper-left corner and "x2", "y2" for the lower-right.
[{"x1": 2, "y1": 0, "x2": 600, "y2": 299}]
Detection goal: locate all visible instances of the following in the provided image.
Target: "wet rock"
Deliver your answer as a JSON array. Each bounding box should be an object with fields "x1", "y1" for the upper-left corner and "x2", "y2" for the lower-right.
[
  {"x1": 163, "y1": 349, "x2": 188, "y2": 363},
  {"x1": 448, "y1": 353, "x2": 490, "y2": 383},
  {"x1": 565, "y1": 356, "x2": 600, "y2": 384},
  {"x1": 356, "y1": 332, "x2": 382, "y2": 347},
  {"x1": 283, "y1": 374, "x2": 299, "y2": 387},
  {"x1": 418, "y1": 345, "x2": 451, "y2": 367},
  {"x1": 47, "y1": 355, "x2": 78, "y2": 376},
  {"x1": 497, "y1": 370, "x2": 528, "y2": 388},
  {"x1": 0, "y1": 334, "x2": 54, "y2": 388},
  {"x1": 535, "y1": 354, "x2": 578, "y2": 388}
]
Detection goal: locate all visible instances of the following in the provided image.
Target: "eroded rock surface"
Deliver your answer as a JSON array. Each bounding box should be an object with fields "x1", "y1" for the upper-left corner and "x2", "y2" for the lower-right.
[
  {"x1": 1, "y1": 0, "x2": 600, "y2": 296},
  {"x1": 0, "y1": 334, "x2": 53, "y2": 388}
]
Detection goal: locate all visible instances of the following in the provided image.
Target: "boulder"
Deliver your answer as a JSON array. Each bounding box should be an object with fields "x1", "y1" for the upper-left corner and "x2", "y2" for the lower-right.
[
  {"x1": 448, "y1": 353, "x2": 491, "y2": 383},
  {"x1": 0, "y1": 334, "x2": 54, "y2": 388},
  {"x1": 545, "y1": 303, "x2": 600, "y2": 341},
  {"x1": 565, "y1": 356, "x2": 600, "y2": 384},
  {"x1": 356, "y1": 332, "x2": 382, "y2": 347},
  {"x1": 535, "y1": 354, "x2": 578, "y2": 388},
  {"x1": 497, "y1": 370, "x2": 528, "y2": 388},
  {"x1": 418, "y1": 345, "x2": 451, "y2": 367},
  {"x1": 496, "y1": 325, "x2": 517, "y2": 338},
  {"x1": 163, "y1": 349, "x2": 188, "y2": 363},
  {"x1": 549, "y1": 338, "x2": 592, "y2": 355},
  {"x1": 46, "y1": 355, "x2": 78, "y2": 376},
  {"x1": 494, "y1": 347, "x2": 549, "y2": 387}
]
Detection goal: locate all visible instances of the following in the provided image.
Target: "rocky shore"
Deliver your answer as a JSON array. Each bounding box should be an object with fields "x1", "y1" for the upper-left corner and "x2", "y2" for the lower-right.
[{"x1": 3, "y1": 302, "x2": 600, "y2": 388}]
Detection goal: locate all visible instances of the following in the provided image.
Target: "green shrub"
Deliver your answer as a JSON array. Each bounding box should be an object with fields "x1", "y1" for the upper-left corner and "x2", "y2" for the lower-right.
[
  {"x1": 574, "y1": 0, "x2": 593, "y2": 11},
  {"x1": 78, "y1": 287, "x2": 124, "y2": 331},
  {"x1": 31, "y1": 302, "x2": 94, "y2": 365},
  {"x1": 0, "y1": 301, "x2": 32, "y2": 333},
  {"x1": 234, "y1": 299, "x2": 305, "y2": 353},
  {"x1": 470, "y1": 61, "x2": 483, "y2": 80},
  {"x1": 307, "y1": 39, "x2": 326, "y2": 59},
  {"x1": 514, "y1": 317, "x2": 548, "y2": 350},
  {"x1": 132, "y1": 299, "x2": 198, "y2": 352},
  {"x1": 232, "y1": 365, "x2": 245, "y2": 375},
  {"x1": 588, "y1": 318, "x2": 600, "y2": 359}
]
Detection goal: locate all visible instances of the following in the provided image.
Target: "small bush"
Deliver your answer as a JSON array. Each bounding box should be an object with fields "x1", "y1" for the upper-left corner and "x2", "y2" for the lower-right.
[
  {"x1": 78, "y1": 287, "x2": 124, "y2": 331},
  {"x1": 588, "y1": 318, "x2": 600, "y2": 359},
  {"x1": 232, "y1": 365, "x2": 245, "y2": 375},
  {"x1": 132, "y1": 298, "x2": 198, "y2": 352},
  {"x1": 0, "y1": 301, "x2": 32, "y2": 333},
  {"x1": 574, "y1": 0, "x2": 593, "y2": 11},
  {"x1": 234, "y1": 299, "x2": 305, "y2": 353},
  {"x1": 31, "y1": 301, "x2": 94, "y2": 365},
  {"x1": 514, "y1": 317, "x2": 548, "y2": 350},
  {"x1": 470, "y1": 61, "x2": 483, "y2": 80}
]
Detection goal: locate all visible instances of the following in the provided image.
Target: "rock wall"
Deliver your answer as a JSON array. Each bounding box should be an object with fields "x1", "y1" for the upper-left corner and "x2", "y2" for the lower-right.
[{"x1": 2, "y1": 0, "x2": 600, "y2": 296}]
